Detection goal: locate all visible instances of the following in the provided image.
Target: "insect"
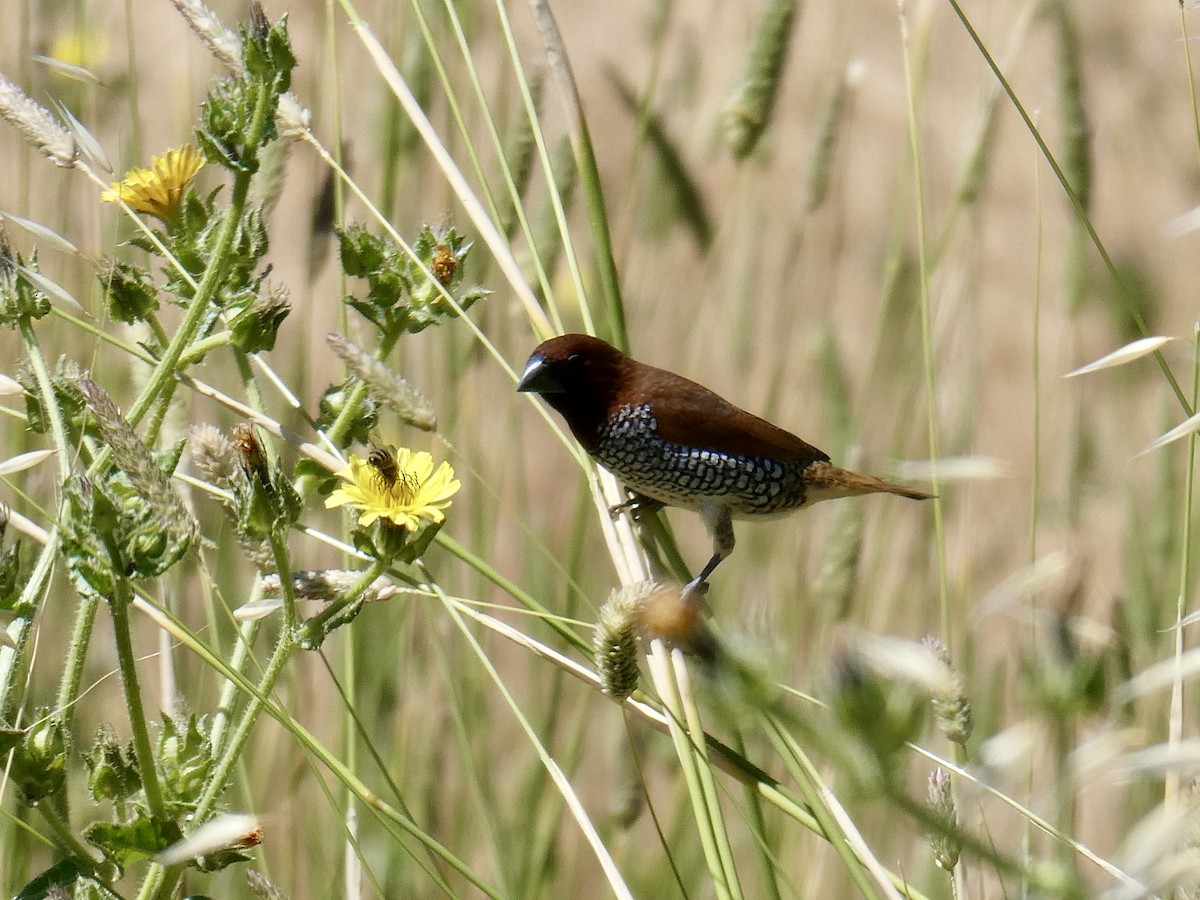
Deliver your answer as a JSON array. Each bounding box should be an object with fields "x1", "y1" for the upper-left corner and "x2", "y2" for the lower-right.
[
  {"x1": 431, "y1": 243, "x2": 456, "y2": 285},
  {"x1": 367, "y1": 445, "x2": 420, "y2": 497},
  {"x1": 232, "y1": 422, "x2": 271, "y2": 488},
  {"x1": 367, "y1": 446, "x2": 400, "y2": 489}
]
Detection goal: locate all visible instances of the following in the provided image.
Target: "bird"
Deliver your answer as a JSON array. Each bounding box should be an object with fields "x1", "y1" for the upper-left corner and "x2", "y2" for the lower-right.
[{"x1": 516, "y1": 333, "x2": 931, "y2": 596}]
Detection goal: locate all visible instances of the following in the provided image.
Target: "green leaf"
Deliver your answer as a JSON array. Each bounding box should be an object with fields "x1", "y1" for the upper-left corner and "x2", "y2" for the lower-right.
[
  {"x1": 400, "y1": 520, "x2": 443, "y2": 564},
  {"x1": 191, "y1": 848, "x2": 252, "y2": 873},
  {"x1": 294, "y1": 458, "x2": 334, "y2": 488},
  {"x1": 317, "y1": 379, "x2": 377, "y2": 449},
  {"x1": 0, "y1": 725, "x2": 24, "y2": 754},
  {"x1": 230, "y1": 287, "x2": 291, "y2": 353},
  {"x1": 85, "y1": 816, "x2": 183, "y2": 868},
  {"x1": 98, "y1": 258, "x2": 159, "y2": 325},
  {"x1": 0, "y1": 542, "x2": 22, "y2": 612},
  {"x1": 9, "y1": 714, "x2": 69, "y2": 804},
  {"x1": 84, "y1": 726, "x2": 142, "y2": 803},
  {"x1": 14, "y1": 859, "x2": 83, "y2": 900},
  {"x1": 157, "y1": 714, "x2": 214, "y2": 815},
  {"x1": 338, "y1": 225, "x2": 387, "y2": 276}
]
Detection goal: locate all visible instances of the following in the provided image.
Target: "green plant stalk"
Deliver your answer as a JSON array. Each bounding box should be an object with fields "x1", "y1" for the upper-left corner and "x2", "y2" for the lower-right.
[
  {"x1": 1169, "y1": 4, "x2": 1200, "y2": 817},
  {"x1": 647, "y1": 644, "x2": 736, "y2": 900},
  {"x1": 1051, "y1": 715, "x2": 1078, "y2": 880},
  {"x1": 729, "y1": 728, "x2": 783, "y2": 900},
  {"x1": 38, "y1": 801, "x2": 113, "y2": 884},
  {"x1": 206, "y1": 348, "x2": 274, "y2": 750},
  {"x1": 1167, "y1": 325, "x2": 1200, "y2": 812},
  {"x1": 193, "y1": 630, "x2": 299, "y2": 818},
  {"x1": 0, "y1": 535, "x2": 58, "y2": 716},
  {"x1": 147, "y1": 627, "x2": 300, "y2": 900},
  {"x1": 19, "y1": 319, "x2": 70, "y2": 481},
  {"x1": 525, "y1": 0, "x2": 625, "y2": 348},
  {"x1": 143, "y1": 310, "x2": 170, "y2": 350},
  {"x1": 177, "y1": 330, "x2": 233, "y2": 367},
  {"x1": 431, "y1": 577, "x2": 631, "y2": 898},
  {"x1": 438, "y1": 0, "x2": 562, "y2": 329},
  {"x1": 129, "y1": 586, "x2": 500, "y2": 899},
  {"x1": 268, "y1": 530, "x2": 298, "y2": 631},
  {"x1": 317, "y1": 651, "x2": 459, "y2": 896},
  {"x1": 209, "y1": 618, "x2": 261, "y2": 758},
  {"x1": 1183, "y1": 3, "x2": 1200, "y2": 174},
  {"x1": 673, "y1": 649, "x2": 744, "y2": 900},
  {"x1": 411, "y1": 1, "x2": 502, "y2": 228},
  {"x1": 102, "y1": 557, "x2": 168, "y2": 822},
  {"x1": 565, "y1": 77, "x2": 626, "y2": 348},
  {"x1": 299, "y1": 557, "x2": 387, "y2": 640},
  {"x1": 201, "y1": 556, "x2": 381, "y2": 816},
  {"x1": 435, "y1": 532, "x2": 590, "y2": 655},
  {"x1": 898, "y1": 3, "x2": 951, "y2": 644},
  {"x1": 1025, "y1": 124, "x2": 1045, "y2": 881},
  {"x1": 764, "y1": 718, "x2": 882, "y2": 900},
  {"x1": 2, "y1": 315, "x2": 74, "y2": 717},
  {"x1": 946, "y1": 0, "x2": 1191, "y2": 417},
  {"x1": 52, "y1": 591, "x2": 99, "y2": 730},
  {"x1": 491, "y1": 0, "x2": 592, "y2": 336},
  {"x1": 305, "y1": 329, "x2": 401, "y2": 476},
  {"x1": 112, "y1": 80, "x2": 277, "y2": 452}
]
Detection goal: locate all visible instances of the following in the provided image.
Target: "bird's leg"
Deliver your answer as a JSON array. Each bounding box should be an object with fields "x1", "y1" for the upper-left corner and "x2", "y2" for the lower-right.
[
  {"x1": 684, "y1": 505, "x2": 735, "y2": 600},
  {"x1": 609, "y1": 490, "x2": 663, "y2": 521}
]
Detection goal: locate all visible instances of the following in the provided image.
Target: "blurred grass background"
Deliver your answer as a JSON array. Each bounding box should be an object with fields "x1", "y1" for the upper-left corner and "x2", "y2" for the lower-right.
[{"x1": 4, "y1": 0, "x2": 1200, "y2": 896}]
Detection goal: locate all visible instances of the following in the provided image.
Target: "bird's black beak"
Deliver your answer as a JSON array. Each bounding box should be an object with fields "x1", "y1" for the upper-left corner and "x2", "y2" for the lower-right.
[{"x1": 516, "y1": 354, "x2": 565, "y2": 394}]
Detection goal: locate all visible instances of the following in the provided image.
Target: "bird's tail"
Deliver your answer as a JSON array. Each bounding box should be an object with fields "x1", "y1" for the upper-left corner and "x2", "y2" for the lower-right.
[{"x1": 804, "y1": 461, "x2": 933, "y2": 503}]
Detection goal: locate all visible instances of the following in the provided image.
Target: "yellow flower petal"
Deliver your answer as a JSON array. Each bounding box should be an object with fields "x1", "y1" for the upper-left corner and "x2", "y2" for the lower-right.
[
  {"x1": 326, "y1": 450, "x2": 460, "y2": 530},
  {"x1": 102, "y1": 144, "x2": 205, "y2": 222}
]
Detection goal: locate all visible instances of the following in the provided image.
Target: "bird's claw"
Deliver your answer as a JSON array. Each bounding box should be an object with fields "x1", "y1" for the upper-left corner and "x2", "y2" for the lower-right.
[
  {"x1": 609, "y1": 493, "x2": 662, "y2": 521},
  {"x1": 607, "y1": 500, "x2": 633, "y2": 520}
]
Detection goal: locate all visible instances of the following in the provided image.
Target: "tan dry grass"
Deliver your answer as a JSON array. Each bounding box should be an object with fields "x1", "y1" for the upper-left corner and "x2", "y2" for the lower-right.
[{"x1": 3, "y1": 0, "x2": 1199, "y2": 894}]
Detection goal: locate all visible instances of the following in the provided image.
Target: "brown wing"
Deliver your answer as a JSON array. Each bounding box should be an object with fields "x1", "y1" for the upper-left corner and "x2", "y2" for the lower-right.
[{"x1": 630, "y1": 363, "x2": 830, "y2": 464}]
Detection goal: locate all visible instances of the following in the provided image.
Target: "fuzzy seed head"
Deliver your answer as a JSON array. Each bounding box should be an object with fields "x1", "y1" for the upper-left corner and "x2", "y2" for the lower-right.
[
  {"x1": 80, "y1": 379, "x2": 194, "y2": 540},
  {"x1": 189, "y1": 423, "x2": 238, "y2": 487},
  {"x1": 927, "y1": 767, "x2": 961, "y2": 871},
  {"x1": 595, "y1": 582, "x2": 652, "y2": 701},
  {"x1": 922, "y1": 636, "x2": 973, "y2": 745},
  {"x1": 170, "y1": 0, "x2": 243, "y2": 75},
  {"x1": 325, "y1": 332, "x2": 438, "y2": 431},
  {"x1": 260, "y1": 568, "x2": 401, "y2": 605},
  {"x1": 276, "y1": 92, "x2": 311, "y2": 139},
  {"x1": 0, "y1": 74, "x2": 79, "y2": 167}
]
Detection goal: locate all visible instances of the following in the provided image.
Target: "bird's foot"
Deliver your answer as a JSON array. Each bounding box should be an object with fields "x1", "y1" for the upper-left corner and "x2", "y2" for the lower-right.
[
  {"x1": 681, "y1": 576, "x2": 710, "y2": 605},
  {"x1": 609, "y1": 493, "x2": 663, "y2": 521}
]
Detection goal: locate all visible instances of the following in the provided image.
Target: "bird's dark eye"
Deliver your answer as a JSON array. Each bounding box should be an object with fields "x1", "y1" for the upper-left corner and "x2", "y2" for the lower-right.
[{"x1": 566, "y1": 352, "x2": 583, "y2": 366}]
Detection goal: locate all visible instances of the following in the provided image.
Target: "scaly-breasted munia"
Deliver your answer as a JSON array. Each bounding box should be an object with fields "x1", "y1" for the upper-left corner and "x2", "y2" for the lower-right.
[{"x1": 517, "y1": 334, "x2": 931, "y2": 594}]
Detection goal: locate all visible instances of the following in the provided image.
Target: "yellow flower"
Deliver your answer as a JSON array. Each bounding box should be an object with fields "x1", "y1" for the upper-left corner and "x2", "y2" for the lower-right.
[
  {"x1": 49, "y1": 29, "x2": 109, "y2": 71},
  {"x1": 325, "y1": 449, "x2": 460, "y2": 530},
  {"x1": 101, "y1": 145, "x2": 205, "y2": 222}
]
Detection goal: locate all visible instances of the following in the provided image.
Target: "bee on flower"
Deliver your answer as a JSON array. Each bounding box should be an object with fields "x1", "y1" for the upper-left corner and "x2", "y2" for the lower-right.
[{"x1": 325, "y1": 448, "x2": 459, "y2": 531}]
